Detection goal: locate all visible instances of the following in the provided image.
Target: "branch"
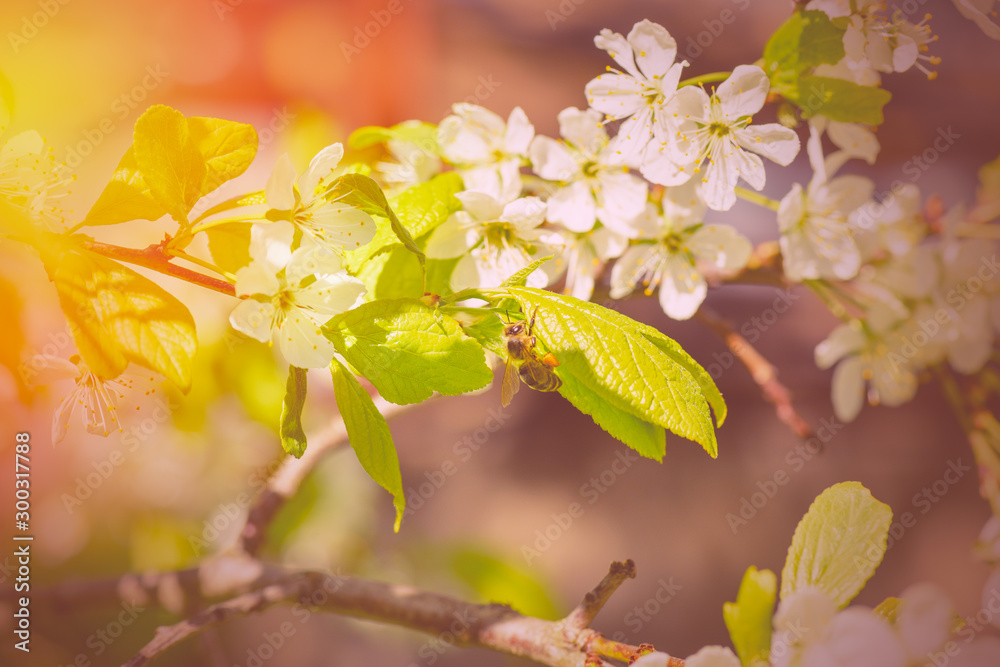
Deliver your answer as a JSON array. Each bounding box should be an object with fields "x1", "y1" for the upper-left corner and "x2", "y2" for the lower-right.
[
  {"x1": 80, "y1": 238, "x2": 236, "y2": 296},
  {"x1": 239, "y1": 394, "x2": 418, "y2": 556},
  {"x1": 563, "y1": 559, "x2": 636, "y2": 632},
  {"x1": 116, "y1": 562, "x2": 681, "y2": 667},
  {"x1": 695, "y1": 308, "x2": 815, "y2": 440}
]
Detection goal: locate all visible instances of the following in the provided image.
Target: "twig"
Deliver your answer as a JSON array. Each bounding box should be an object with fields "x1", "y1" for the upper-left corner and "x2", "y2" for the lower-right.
[
  {"x1": 80, "y1": 238, "x2": 236, "y2": 296},
  {"x1": 119, "y1": 563, "x2": 681, "y2": 667},
  {"x1": 564, "y1": 560, "x2": 636, "y2": 632},
  {"x1": 695, "y1": 308, "x2": 815, "y2": 440}
]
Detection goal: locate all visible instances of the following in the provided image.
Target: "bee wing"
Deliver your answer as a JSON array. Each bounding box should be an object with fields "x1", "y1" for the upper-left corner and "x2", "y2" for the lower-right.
[{"x1": 501, "y1": 357, "x2": 521, "y2": 407}]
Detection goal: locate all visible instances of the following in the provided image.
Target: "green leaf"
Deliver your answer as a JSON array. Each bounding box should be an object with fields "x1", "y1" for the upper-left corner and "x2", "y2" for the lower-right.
[
  {"x1": 764, "y1": 10, "x2": 845, "y2": 94},
  {"x1": 426, "y1": 257, "x2": 460, "y2": 297},
  {"x1": 781, "y1": 482, "x2": 893, "y2": 608},
  {"x1": 187, "y1": 116, "x2": 258, "y2": 198},
  {"x1": 51, "y1": 250, "x2": 198, "y2": 389},
  {"x1": 500, "y1": 256, "x2": 554, "y2": 289},
  {"x1": 327, "y1": 174, "x2": 425, "y2": 273},
  {"x1": 501, "y1": 288, "x2": 722, "y2": 458},
  {"x1": 558, "y1": 370, "x2": 666, "y2": 459},
  {"x1": 324, "y1": 298, "x2": 492, "y2": 405},
  {"x1": 279, "y1": 366, "x2": 308, "y2": 457},
  {"x1": 795, "y1": 76, "x2": 892, "y2": 124},
  {"x1": 83, "y1": 148, "x2": 168, "y2": 227},
  {"x1": 132, "y1": 105, "x2": 207, "y2": 224},
  {"x1": 354, "y1": 244, "x2": 424, "y2": 300},
  {"x1": 348, "y1": 120, "x2": 439, "y2": 153},
  {"x1": 205, "y1": 222, "x2": 252, "y2": 275},
  {"x1": 724, "y1": 567, "x2": 777, "y2": 667},
  {"x1": 330, "y1": 359, "x2": 405, "y2": 530},
  {"x1": 391, "y1": 172, "x2": 463, "y2": 239}
]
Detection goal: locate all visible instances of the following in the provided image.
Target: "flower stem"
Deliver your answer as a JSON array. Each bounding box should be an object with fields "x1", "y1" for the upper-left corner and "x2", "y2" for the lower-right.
[
  {"x1": 80, "y1": 238, "x2": 236, "y2": 296},
  {"x1": 734, "y1": 187, "x2": 780, "y2": 211},
  {"x1": 678, "y1": 71, "x2": 731, "y2": 87}
]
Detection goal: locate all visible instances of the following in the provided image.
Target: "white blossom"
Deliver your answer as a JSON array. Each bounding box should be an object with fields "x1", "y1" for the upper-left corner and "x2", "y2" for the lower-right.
[
  {"x1": 529, "y1": 106, "x2": 648, "y2": 235},
  {"x1": 644, "y1": 65, "x2": 800, "y2": 211},
  {"x1": 556, "y1": 226, "x2": 628, "y2": 301}
]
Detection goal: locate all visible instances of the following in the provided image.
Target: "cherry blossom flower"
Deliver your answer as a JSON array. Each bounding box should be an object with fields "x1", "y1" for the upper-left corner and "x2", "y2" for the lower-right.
[
  {"x1": 265, "y1": 143, "x2": 376, "y2": 255},
  {"x1": 644, "y1": 65, "x2": 800, "y2": 211},
  {"x1": 437, "y1": 103, "x2": 534, "y2": 202},
  {"x1": 529, "y1": 106, "x2": 648, "y2": 235},
  {"x1": 554, "y1": 226, "x2": 628, "y2": 301},
  {"x1": 584, "y1": 20, "x2": 688, "y2": 166},
  {"x1": 953, "y1": 0, "x2": 1000, "y2": 40},
  {"x1": 633, "y1": 646, "x2": 740, "y2": 667},
  {"x1": 610, "y1": 183, "x2": 752, "y2": 320},
  {"x1": 230, "y1": 222, "x2": 367, "y2": 369},
  {"x1": 1, "y1": 129, "x2": 73, "y2": 231},
  {"x1": 424, "y1": 191, "x2": 562, "y2": 290},
  {"x1": 778, "y1": 126, "x2": 872, "y2": 282}
]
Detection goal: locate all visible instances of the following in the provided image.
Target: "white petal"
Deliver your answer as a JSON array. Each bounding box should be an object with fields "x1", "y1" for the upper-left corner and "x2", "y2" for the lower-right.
[
  {"x1": 249, "y1": 220, "x2": 295, "y2": 270},
  {"x1": 234, "y1": 262, "x2": 281, "y2": 297},
  {"x1": 456, "y1": 190, "x2": 505, "y2": 221},
  {"x1": 503, "y1": 107, "x2": 534, "y2": 156},
  {"x1": 278, "y1": 309, "x2": 337, "y2": 369},
  {"x1": 950, "y1": 637, "x2": 1000, "y2": 667},
  {"x1": 732, "y1": 146, "x2": 766, "y2": 192},
  {"x1": 684, "y1": 646, "x2": 741, "y2": 667},
  {"x1": 595, "y1": 170, "x2": 649, "y2": 230},
  {"x1": 585, "y1": 72, "x2": 647, "y2": 119},
  {"x1": 631, "y1": 653, "x2": 670, "y2": 667},
  {"x1": 557, "y1": 106, "x2": 606, "y2": 154},
  {"x1": 822, "y1": 609, "x2": 907, "y2": 667},
  {"x1": 51, "y1": 393, "x2": 76, "y2": 445},
  {"x1": 777, "y1": 184, "x2": 807, "y2": 233},
  {"x1": 689, "y1": 225, "x2": 752, "y2": 271},
  {"x1": 265, "y1": 154, "x2": 298, "y2": 210},
  {"x1": 736, "y1": 123, "x2": 801, "y2": 166},
  {"x1": 832, "y1": 356, "x2": 866, "y2": 422},
  {"x1": 627, "y1": 20, "x2": 679, "y2": 80},
  {"x1": 609, "y1": 105, "x2": 656, "y2": 166},
  {"x1": 285, "y1": 245, "x2": 343, "y2": 285},
  {"x1": 501, "y1": 197, "x2": 547, "y2": 229},
  {"x1": 565, "y1": 243, "x2": 597, "y2": 301},
  {"x1": 827, "y1": 120, "x2": 879, "y2": 164},
  {"x1": 609, "y1": 244, "x2": 657, "y2": 298},
  {"x1": 547, "y1": 181, "x2": 597, "y2": 233},
  {"x1": 450, "y1": 253, "x2": 486, "y2": 291},
  {"x1": 594, "y1": 27, "x2": 641, "y2": 79},
  {"x1": 816, "y1": 325, "x2": 865, "y2": 369},
  {"x1": 230, "y1": 299, "x2": 276, "y2": 343},
  {"x1": 307, "y1": 203, "x2": 377, "y2": 252},
  {"x1": 529, "y1": 136, "x2": 580, "y2": 182},
  {"x1": 294, "y1": 272, "x2": 367, "y2": 318},
  {"x1": 591, "y1": 226, "x2": 629, "y2": 260},
  {"x1": 896, "y1": 583, "x2": 954, "y2": 658},
  {"x1": 299, "y1": 143, "x2": 344, "y2": 199},
  {"x1": 658, "y1": 255, "x2": 707, "y2": 320},
  {"x1": 700, "y1": 148, "x2": 740, "y2": 211},
  {"x1": 717, "y1": 65, "x2": 770, "y2": 119},
  {"x1": 425, "y1": 213, "x2": 480, "y2": 259},
  {"x1": 641, "y1": 143, "x2": 695, "y2": 187}
]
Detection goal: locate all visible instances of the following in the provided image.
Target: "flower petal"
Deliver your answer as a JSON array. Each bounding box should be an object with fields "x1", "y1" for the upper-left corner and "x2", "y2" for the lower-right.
[
  {"x1": 688, "y1": 224, "x2": 752, "y2": 271},
  {"x1": 736, "y1": 123, "x2": 801, "y2": 166},
  {"x1": 500, "y1": 197, "x2": 547, "y2": 229},
  {"x1": 548, "y1": 181, "x2": 597, "y2": 233},
  {"x1": 627, "y1": 20, "x2": 679, "y2": 80},
  {"x1": 832, "y1": 355, "x2": 866, "y2": 422},
  {"x1": 299, "y1": 143, "x2": 345, "y2": 199},
  {"x1": 717, "y1": 65, "x2": 770, "y2": 119},
  {"x1": 265, "y1": 154, "x2": 298, "y2": 210},
  {"x1": 557, "y1": 106, "x2": 606, "y2": 154},
  {"x1": 658, "y1": 254, "x2": 707, "y2": 320},
  {"x1": 230, "y1": 299, "x2": 276, "y2": 343},
  {"x1": 609, "y1": 244, "x2": 658, "y2": 298},
  {"x1": 278, "y1": 308, "x2": 337, "y2": 368},
  {"x1": 530, "y1": 136, "x2": 580, "y2": 182},
  {"x1": 585, "y1": 72, "x2": 648, "y2": 120},
  {"x1": 504, "y1": 107, "x2": 534, "y2": 156},
  {"x1": 594, "y1": 27, "x2": 641, "y2": 78},
  {"x1": 425, "y1": 212, "x2": 480, "y2": 259}
]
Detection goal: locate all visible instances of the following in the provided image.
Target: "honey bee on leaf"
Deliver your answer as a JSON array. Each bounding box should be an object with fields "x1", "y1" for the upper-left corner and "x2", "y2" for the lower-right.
[{"x1": 499, "y1": 306, "x2": 561, "y2": 407}]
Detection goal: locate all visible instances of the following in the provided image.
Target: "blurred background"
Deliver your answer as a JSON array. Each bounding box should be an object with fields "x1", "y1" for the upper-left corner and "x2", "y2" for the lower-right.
[{"x1": 0, "y1": 0, "x2": 998, "y2": 665}]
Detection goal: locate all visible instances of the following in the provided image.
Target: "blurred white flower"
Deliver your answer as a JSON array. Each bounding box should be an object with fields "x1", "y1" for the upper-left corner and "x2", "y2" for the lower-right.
[
  {"x1": 375, "y1": 136, "x2": 442, "y2": 192},
  {"x1": 843, "y1": 11, "x2": 939, "y2": 79},
  {"x1": 644, "y1": 65, "x2": 800, "y2": 211},
  {"x1": 851, "y1": 184, "x2": 927, "y2": 260},
  {"x1": 584, "y1": 20, "x2": 687, "y2": 166},
  {"x1": 953, "y1": 0, "x2": 1000, "y2": 40},
  {"x1": 556, "y1": 226, "x2": 628, "y2": 301},
  {"x1": 529, "y1": 106, "x2": 648, "y2": 235},
  {"x1": 779, "y1": 126, "x2": 871, "y2": 282},
  {"x1": 32, "y1": 355, "x2": 134, "y2": 445},
  {"x1": 610, "y1": 183, "x2": 751, "y2": 320},
  {"x1": 265, "y1": 143, "x2": 376, "y2": 254},
  {"x1": 894, "y1": 583, "x2": 955, "y2": 661},
  {"x1": 437, "y1": 103, "x2": 533, "y2": 202},
  {"x1": 424, "y1": 191, "x2": 561, "y2": 291},
  {"x1": 1, "y1": 129, "x2": 73, "y2": 231},
  {"x1": 230, "y1": 222, "x2": 367, "y2": 369},
  {"x1": 810, "y1": 116, "x2": 879, "y2": 167}
]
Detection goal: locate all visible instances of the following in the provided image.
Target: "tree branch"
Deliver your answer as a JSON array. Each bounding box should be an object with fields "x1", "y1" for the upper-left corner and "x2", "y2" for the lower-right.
[
  {"x1": 119, "y1": 562, "x2": 681, "y2": 667},
  {"x1": 79, "y1": 238, "x2": 236, "y2": 296},
  {"x1": 695, "y1": 308, "x2": 815, "y2": 440},
  {"x1": 563, "y1": 559, "x2": 636, "y2": 632}
]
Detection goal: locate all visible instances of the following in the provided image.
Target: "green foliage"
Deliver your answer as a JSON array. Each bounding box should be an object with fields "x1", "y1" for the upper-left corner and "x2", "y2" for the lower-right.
[
  {"x1": 724, "y1": 567, "x2": 777, "y2": 667},
  {"x1": 353, "y1": 244, "x2": 424, "y2": 300},
  {"x1": 449, "y1": 547, "x2": 561, "y2": 620},
  {"x1": 498, "y1": 288, "x2": 724, "y2": 458},
  {"x1": 51, "y1": 249, "x2": 197, "y2": 389},
  {"x1": 392, "y1": 172, "x2": 463, "y2": 239},
  {"x1": 763, "y1": 10, "x2": 890, "y2": 125},
  {"x1": 331, "y1": 359, "x2": 405, "y2": 531},
  {"x1": 348, "y1": 120, "x2": 439, "y2": 153},
  {"x1": 500, "y1": 256, "x2": 553, "y2": 289},
  {"x1": 205, "y1": 223, "x2": 252, "y2": 275},
  {"x1": 83, "y1": 105, "x2": 258, "y2": 227},
  {"x1": 780, "y1": 482, "x2": 892, "y2": 608},
  {"x1": 279, "y1": 366, "x2": 309, "y2": 457},
  {"x1": 324, "y1": 298, "x2": 492, "y2": 405}
]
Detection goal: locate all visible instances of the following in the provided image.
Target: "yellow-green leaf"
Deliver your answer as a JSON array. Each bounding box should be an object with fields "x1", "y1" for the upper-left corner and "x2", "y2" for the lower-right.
[
  {"x1": 52, "y1": 250, "x2": 198, "y2": 389},
  {"x1": 132, "y1": 105, "x2": 207, "y2": 224},
  {"x1": 280, "y1": 366, "x2": 308, "y2": 457},
  {"x1": 188, "y1": 116, "x2": 258, "y2": 198},
  {"x1": 205, "y1": 222, "x2": 252, "y2": 275},
  {"x1": 83, "y1": 148, "x2": 168, "y2": 227},
  {"x1": 724, "y1": 567, "x2": 777, "y2": 667}
]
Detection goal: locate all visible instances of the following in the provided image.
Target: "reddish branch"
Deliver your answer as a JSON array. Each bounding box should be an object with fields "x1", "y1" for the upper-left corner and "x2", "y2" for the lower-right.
[
  {"x1": 80, "y1": 238, "x2": 236, "y2": 296},
  {"x1": 695, "y1": 308, "x2": 815, "y2": 440}
]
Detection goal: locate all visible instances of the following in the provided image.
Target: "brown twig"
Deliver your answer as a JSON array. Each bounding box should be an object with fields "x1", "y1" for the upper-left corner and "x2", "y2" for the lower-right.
[
  {"x1": 80, "y1": 238, "x2": 236, "y2": 296},
  {"x1": 119, "y1": 563, "x2": 680, "y2": 667},
  {"x1": 564, "y1": 559, "x2": 636, "y2": 632},
  {"x1": 695, "y1": 308, "x2": 815, "y2": 440}
]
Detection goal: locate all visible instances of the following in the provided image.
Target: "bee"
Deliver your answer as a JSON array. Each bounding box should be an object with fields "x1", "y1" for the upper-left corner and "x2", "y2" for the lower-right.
[{"x1": 499, "y1": 306, "x2": 562, "y2": 407}]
